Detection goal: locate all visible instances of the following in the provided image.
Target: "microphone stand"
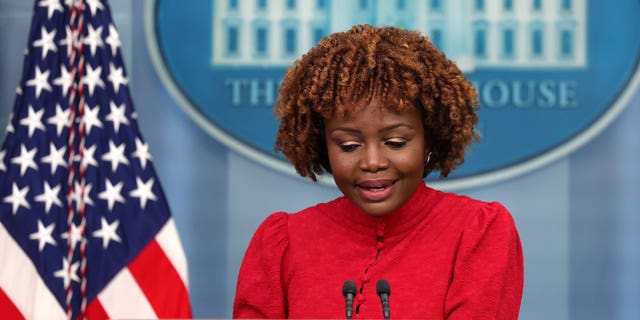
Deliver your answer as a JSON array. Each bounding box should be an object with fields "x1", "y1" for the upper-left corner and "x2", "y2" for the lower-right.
[
  {"x1": 376, "y1": 279, "x2": 391, "y2": 320},
  {"x1": 343, "y1": 280, "x2": 357, "y2": 320}
]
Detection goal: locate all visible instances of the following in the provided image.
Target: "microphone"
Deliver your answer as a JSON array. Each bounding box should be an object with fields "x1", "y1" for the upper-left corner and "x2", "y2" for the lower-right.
[
  {"x1": 342, "y1": 280, "x2": 357, "y2": 320},
  {"x1": 376, "y1": 279, "x2": 391, "y2": 320}
]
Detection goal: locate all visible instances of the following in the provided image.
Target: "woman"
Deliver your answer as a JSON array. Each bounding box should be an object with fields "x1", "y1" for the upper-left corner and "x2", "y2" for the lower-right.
[{"x1": 233, "y1": 24, "x2": 523, "y2": 319}]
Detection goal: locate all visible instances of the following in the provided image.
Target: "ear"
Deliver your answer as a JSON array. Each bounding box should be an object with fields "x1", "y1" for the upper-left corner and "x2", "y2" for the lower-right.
[{"x1": 424, "y1": 151, "x2": 432, "y2": 167}]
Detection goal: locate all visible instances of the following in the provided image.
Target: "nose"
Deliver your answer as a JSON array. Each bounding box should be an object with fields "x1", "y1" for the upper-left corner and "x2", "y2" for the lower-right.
[{"x1": 359, "y1": 145, "x2": 388, "y2": 173}]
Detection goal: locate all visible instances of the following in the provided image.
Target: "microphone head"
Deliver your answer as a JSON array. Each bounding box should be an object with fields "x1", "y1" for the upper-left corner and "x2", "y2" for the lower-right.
[
  {"x1": 343, "y1": 280, "x2": 357, "y2": 296},
  {"x1": 376, "y1": 279, "x2": 391, "y2": 296}
]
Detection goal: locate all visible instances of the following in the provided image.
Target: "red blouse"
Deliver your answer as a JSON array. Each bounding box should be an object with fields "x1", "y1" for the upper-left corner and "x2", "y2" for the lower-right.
[{"x1": 233, "y1": 183, "x2": 523, "y2": 319}]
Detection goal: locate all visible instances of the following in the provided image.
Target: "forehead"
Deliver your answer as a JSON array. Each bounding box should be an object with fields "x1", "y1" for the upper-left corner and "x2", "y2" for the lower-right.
[
  {"x1": 324, "y1": 98, "x2": 423, "y2": 128},
  {"x1": 323, "y1": 93, "x2": 419, "y2": 119}
]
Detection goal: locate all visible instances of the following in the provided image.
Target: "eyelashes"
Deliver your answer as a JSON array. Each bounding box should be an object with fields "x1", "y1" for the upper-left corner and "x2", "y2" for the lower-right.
[
  {"x1": 339, "y1": 144, "x2": 360, "y2": 152},
  {"x1": 385, "y1": 140, "x2": 407, "y2": 149},
  {"x1": 338, "y1": 139, "x2": 408, "y2": 152}
]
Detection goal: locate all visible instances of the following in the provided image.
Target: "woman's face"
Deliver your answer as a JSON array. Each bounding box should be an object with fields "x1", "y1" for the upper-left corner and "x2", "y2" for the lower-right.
[{"x1": 324, "y1": 100, "x2": 428, "y2": 216}]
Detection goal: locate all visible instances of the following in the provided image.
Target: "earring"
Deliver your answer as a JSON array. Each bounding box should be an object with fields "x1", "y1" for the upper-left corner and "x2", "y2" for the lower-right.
[{"x1": 424, "y1": 152, "x2": 432, "y2": 167}]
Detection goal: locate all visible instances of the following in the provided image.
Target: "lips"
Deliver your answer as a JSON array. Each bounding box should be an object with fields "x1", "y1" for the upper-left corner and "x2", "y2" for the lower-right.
[{"x1": 356, "y1": 179, "x2": 396, "y2": 202}]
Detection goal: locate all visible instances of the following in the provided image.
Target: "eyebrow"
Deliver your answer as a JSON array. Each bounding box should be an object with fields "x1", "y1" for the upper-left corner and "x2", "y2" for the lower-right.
[{"x1": 329, "y1": 123, "x2": 415, "y2": 134}]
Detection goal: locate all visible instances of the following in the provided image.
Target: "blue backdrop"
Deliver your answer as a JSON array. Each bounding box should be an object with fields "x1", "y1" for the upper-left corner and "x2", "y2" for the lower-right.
[{"x1": 1, "y1": 1, "x2": 639, "y2": 319}]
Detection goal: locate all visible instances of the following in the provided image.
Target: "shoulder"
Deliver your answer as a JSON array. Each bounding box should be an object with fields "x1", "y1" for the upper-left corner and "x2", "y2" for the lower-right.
[
  {"x1": 436, "y1": 189, "x2": 512, "y2": 217},
  {"x1": 253, "y1": 197, "x2": 344, "y2": 240},
  {"x1": 431, "y1": 190, "x2": 517, "y2": 233},
  {"x1": 250, "y1": 212, "x2": 290, "y2": 250},
  {"x1": 444, "y1": 194, "x2": 520, "y2": 253},
  {"x1": 286, "y1": 196, "x2": 345, "y2": 225}
]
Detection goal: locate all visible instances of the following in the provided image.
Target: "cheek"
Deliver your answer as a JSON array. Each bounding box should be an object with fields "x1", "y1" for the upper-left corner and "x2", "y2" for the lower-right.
[
  {"x1": 326, "y1": 148, "x2": 359, "y2": 180},
  {"x1": 327, "y1": 152, "x2": 352, "y2": 176},
  {"x1": 395, "y1": 149, "x2": 425, "y2": 169},
  {"x1": 326, "y1": 145, "x2": 341, "y2": 166}
]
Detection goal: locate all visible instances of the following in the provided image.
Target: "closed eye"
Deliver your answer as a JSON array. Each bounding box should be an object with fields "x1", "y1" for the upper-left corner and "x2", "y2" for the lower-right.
[
  {"x1": 386, "y1": 140, "x2": 407, "y2": 149},
  {"x1": 339, "y1": 144, "x2": 360, "y2": 152}
]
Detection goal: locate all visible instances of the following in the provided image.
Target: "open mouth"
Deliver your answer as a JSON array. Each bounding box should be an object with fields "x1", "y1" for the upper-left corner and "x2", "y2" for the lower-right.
[
  {"x1": 358, "y1": 179, "x2": 395, "y2": 189},
  {"x1": 356, "y1": 180, "x2": 396, "y2": 202}
]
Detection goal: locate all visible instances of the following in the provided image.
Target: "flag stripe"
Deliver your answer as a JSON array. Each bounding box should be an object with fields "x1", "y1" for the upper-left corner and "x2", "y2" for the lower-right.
[
  {"x1": 0, "y1": 224, "x2": 66, "y2": 320},
  {"x1": 156, "y1": 218, "x2": 189, "y2": 287},
  {"x1": 97, "y1": 268, "x2": 157, "y2": 319},
  {"x1": 0, "y1": 287, "x2": 24, "y2": 320},
  {"x1": 85, "y1": 297, "x2": 109, "y2": 320},
  {"x1": 1, "y1": 1, "x2": 191, "y2": 317},
  {"x1": 128, "y1": 238, "x2": 191, "y2": 318}
]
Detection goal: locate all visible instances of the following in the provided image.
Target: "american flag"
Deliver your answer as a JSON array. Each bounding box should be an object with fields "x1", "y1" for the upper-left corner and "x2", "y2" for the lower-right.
[{"x1": 0, "y1": 0, "x2": 191, "y2": 319}]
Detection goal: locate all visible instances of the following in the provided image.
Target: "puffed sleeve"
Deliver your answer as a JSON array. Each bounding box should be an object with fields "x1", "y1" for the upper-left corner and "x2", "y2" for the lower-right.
[
  {"x1": 445, "y1": 202, "x2": 524, "y2": 320},
  {"x1": 233, "y1": 212, "x2": 290, "y2": 319}
]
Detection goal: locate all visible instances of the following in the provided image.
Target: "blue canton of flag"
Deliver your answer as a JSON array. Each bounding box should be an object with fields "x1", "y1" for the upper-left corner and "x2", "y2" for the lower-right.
[{"x1": 0, "y1": 1, "x2": 191, "y2": 319}]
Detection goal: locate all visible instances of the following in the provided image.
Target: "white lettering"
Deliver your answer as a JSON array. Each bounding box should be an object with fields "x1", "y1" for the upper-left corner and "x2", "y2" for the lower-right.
[
  {"x1": 538, "y1": 80, "x2": 556, "y2": 108},
  {"x1": 558, "y1": 80, "x2": 578, "y2": 108},
  {"x1": 474, "y1": 79, "x2": 578, "y2": 109},
  {"x1": 512, "y1": 81, "x2": 536, "y2": 108},
  {"x1": 224, "y1": 78, "x2": 279, "y2": 107},
  {"x1": 482, "y1": 80, "x2": 510, "y2": 108},
  {"x1": 250, "y1": 79, "x2": 276, "y2": 106}
]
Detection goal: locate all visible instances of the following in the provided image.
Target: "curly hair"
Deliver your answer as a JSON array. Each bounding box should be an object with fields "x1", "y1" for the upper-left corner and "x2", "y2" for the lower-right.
[{"x1": 275, "y1": 24, "x2": 479, "y2": 182}]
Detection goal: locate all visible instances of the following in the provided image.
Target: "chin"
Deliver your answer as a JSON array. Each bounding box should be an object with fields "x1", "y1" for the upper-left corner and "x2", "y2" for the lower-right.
[{"x1": 358, "y1": 203, "x2": 398, "y2": 217}]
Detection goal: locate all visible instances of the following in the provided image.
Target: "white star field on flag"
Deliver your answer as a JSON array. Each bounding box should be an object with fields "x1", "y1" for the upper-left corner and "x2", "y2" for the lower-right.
[{"x1": 0, "y1": 1, "x2": 190, "y2": 318}]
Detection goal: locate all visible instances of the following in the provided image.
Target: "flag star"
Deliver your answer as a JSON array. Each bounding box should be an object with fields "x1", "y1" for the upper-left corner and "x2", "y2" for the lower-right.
[
  {"x1": 5, "y1": 113, "x2": 15, "y2": 134},
  {"x1": 53, "y1": 258, "x2": 80, "y2": 289},
  {"x1": 10, "y1": 144, "x2": 39, "y2": 176},
  {"x1": 47, "y1": 104, "x2": 71, "y2": 136},
  {"x1": 130, "y1": 177, "x2": 157, "y2": 209},
  {"x1": 105, "y1": 101, "x2": 129, "y2": 133},
  {"x1": 105, "y1": 24, "x2": 121, "y2": 56},
  {"x1": 133, "y1": 138, "x2": 153, "y2": 170},
  {"x1": 73, "y1": 181, "x2": 94, "y2": 208},
  {"x1": 63, "y1": 0, "x2": 73, "y2": 8},
  {"x1": 5, "y1": 124, "x2": 14, "y2": 135},
  {"x1": 16, "y1": 86, "x2": 23, "y2": 95},
  {"x1": 29, "y1": 220, "x2": 57, "y2": 252},
  {"x1": 78, "y1": 144, "x2": 99, "y2": 170},
  {"x1": 35, "y1": 181, "x2": 63, "y2": 213},
  {"x1": 61, "y1": 223, "x2": 82, "y2": 249},
  {"x1": 19, "y1": 105, "x2": 46, "y2": 137},
  {"x1": 80, "y1": 104, "x2": 103, "y2": 135},
  {"x1": 83, "y1": 24, "x2": 104, "y2": 56},
  {"x1": 0, "y1": 150, "x2": 6, "y2": 172},
  {"x1": 3, "y1": 183, "x2": 30, "y2": 215},
  {"x1": 26, "y1": 66, "x2": 52, "y2": 98},
  {"x1": 107, "y1": 62, "x2": 128, "y2": 93},
  {"x1": 92, "y1": 217, "x2": 121, "y2": 249},
  {"x1": 41, "y1": 142, "x2": 68, "y2": 174},
  {"x1": 58, "y1": 25, "x2": 76, "y2": 57},
  {"x1": 85, "y1": 0, "x2": 105, "y2": 16},
  {"x1": 32, "y1": 26, "x2": 57, "y2": 58},
  {"x1": 53, "y1": 65, "x2": 73, "y2": 96},
  {"x1": 98, "y1": 179, "x2": 125, "y2": 211},
  {"x1": 38, "y1": 0, "x2": 64, "y2": 19},
  {"x1": 82, "y1": 64, "x2": 105, "y2": 96},
  {"x1": 101, "y1": 140, "x2": 129, "y2": 172}
]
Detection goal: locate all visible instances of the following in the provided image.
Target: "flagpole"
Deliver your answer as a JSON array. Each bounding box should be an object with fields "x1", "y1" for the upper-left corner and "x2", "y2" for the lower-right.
[
  {"x1": 0, "y1": 1, "x2": 192, "y2": 317},
  {"x1": 63, "y1": 0, "x2": 87, "y2": 318}
]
